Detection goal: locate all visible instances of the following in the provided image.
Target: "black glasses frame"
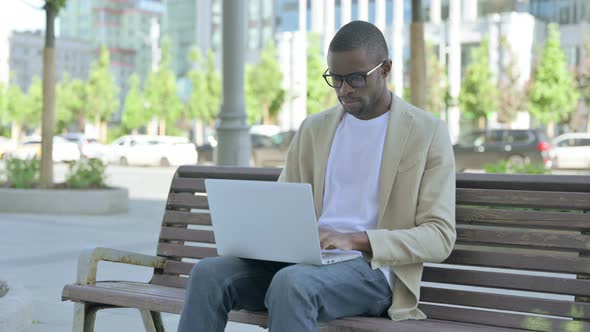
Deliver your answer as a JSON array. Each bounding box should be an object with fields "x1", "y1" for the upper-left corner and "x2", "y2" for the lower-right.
[{"x1": 322, "y1": 61, "x2": 386, "y2": 88}]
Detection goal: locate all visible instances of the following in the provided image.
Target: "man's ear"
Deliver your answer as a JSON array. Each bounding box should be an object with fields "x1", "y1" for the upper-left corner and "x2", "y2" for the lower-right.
[{"x1": 382, "y1": 60, "x2": 392, "y2": 78}]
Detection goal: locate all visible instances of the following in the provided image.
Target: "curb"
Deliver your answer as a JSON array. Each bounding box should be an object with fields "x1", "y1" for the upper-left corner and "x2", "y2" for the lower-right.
[{"x1": 0, "y1": 281, "x2": 32, "y2": 332}]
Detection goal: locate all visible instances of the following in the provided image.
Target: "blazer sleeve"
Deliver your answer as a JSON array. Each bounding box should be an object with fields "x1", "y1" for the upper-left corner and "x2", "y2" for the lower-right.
[
  {"x1": 278, "y1": 118, "x2": 307, "y2": 183},
  {"x1": 365, "y1": 120, "x2": 457, "y2": 266}
]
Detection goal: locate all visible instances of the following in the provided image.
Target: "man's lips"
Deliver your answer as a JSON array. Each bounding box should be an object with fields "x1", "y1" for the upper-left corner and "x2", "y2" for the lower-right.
[{"x1": 340, "y1": 98, "x2": 360, "y2": 105}]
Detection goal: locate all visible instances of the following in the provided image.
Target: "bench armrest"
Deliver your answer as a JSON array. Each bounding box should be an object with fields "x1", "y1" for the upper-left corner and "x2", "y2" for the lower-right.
[{"x1": 76, "y1": 247, "x2": 167, "y2": 285}]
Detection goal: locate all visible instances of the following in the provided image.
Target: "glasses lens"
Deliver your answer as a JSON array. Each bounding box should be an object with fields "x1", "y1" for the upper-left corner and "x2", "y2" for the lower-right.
[
  {"x1": 347, "y1": 75, "x2": 366, "y2": 88},
  {"x1": 324, "y1": 75, "x2": 343, "y2": 88}
]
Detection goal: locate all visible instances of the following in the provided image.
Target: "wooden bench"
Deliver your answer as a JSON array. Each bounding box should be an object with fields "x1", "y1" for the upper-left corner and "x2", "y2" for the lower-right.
[{"x1": 62, "y1": 165, "x2": 590, "y2": 332}]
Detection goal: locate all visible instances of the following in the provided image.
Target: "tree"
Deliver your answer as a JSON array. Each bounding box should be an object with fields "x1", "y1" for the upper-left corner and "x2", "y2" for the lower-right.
[
  {"x1": 528, "y1": 23, "x2": 579, "y2": 134},
  {"x1": 459, "y1": 39, "x2": 498, "y2": 128},
  {"x1": 575, "y1": 37, "x2": 590, "y2": 132},
  {"x1": 186, "y1": 48, "x2": 221, "y2": 124},
  {"x1": 307, "y1": 33, "x2": 337, "y2": 115},
  {"x1": 425, "y1": 45, "x2": 448, "y2": 117},
  {"x1": 497, "y1": 38, "x2": 526, "y2": 125},
  {"x1": 122, "y1": 74, "x2": 148, "y2": 133},
  {"x1": 246, "y1": 42, "x2": 285, "y2": 124},
  {"x1": 40, "y1": 0, "x2": 66, "y2": 188},
  {"x1": 26, "y1": 76, "x2": 43, "y2": 130},
  {"x1": 87, "y1": 47, "x2": 119, "y2": 141},
  {"x1": 144, "y1": 38, "x2": 182, "y2": 135},
  {"x1": 4, "y1": 83, "x2": 29, "y2": 142},
  {"x1": 56, "y1": 73, "x2": 87, "y2": 133}
]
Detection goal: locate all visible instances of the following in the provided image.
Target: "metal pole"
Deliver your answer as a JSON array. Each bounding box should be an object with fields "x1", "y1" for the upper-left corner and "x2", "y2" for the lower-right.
[{"x1": 216, "y1": 0, "x2": 250, "y2": 166}]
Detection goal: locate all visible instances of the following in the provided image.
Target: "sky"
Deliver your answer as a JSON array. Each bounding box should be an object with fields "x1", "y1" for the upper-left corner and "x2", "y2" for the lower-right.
[{"x1": 0, "y1": 0, "x2": 51, "y2": 34}]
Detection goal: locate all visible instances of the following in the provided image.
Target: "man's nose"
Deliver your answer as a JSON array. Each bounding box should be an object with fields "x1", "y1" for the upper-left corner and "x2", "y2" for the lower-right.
[{"x1": 339, "y1": 80, "x2": 354, "y2": 95}]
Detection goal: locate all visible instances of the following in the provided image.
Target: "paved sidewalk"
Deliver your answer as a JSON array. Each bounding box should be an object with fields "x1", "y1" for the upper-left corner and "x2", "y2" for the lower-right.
[{"x1": 1, "y1": 165, "x2": 265, "y2": 332}]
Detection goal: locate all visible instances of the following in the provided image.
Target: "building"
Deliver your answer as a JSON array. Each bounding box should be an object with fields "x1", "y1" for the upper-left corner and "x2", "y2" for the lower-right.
[
  {"x1": 59, "y1": 0, "x2": 166, "y2": 119},
  {"x1": 164, "y1": 0, "x2": 276, "y2": 78},
  {"x1": 8, "y1": 30, "x2": 92, "y2": 91}
]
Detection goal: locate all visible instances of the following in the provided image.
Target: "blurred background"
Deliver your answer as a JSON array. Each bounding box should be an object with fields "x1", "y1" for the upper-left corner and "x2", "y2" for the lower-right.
[{"x1": 0, "y1": 0, "x2": 589, "y2": 173}]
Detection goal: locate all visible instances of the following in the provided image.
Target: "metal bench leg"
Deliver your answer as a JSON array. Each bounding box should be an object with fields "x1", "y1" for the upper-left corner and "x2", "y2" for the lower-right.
[
  {"x1": 140, "y1": 309, "x2": 165, "y2": 332},
  {"x1": 73, "y1": 303, "x2": 99, "y2": 332}
]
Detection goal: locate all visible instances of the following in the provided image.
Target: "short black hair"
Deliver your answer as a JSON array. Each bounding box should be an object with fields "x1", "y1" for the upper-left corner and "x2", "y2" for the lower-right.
[{"x1": 328, "y1": 21, "x2": 388, "y2": 62}]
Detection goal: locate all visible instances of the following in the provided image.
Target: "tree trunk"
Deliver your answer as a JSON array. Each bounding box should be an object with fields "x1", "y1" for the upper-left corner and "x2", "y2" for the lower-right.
[
  {"x1": 100, "y1": 121, "x2": 108, "y2": 144},
  {"x1": 76, "y1": 112, "x2": 85, "y2": 133},
  {"x1": 11, "y1": 123, "x2": 22, "y2": 144},
  {"x1": 159, "y1": 118, "x2": 166, "y2": 136},
  {"x1": 410, "y1": 0, "x2": 426, "y2": 110},
  {"x1": 547, "y1": 122, "x2": 555, "y2": 138},
  {"x1": 40, "y1": 2, "x2": 57, "y2": 189}
]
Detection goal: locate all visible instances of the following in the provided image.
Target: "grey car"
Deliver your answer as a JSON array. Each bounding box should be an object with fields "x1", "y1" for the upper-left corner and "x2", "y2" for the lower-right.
[{"x1": 453, "y1": 129, "x2": 552, "y2": 171}]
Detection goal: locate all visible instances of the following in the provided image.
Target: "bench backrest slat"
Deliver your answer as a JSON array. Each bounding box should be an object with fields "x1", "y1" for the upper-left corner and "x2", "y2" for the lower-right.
[
  {"x1": 422, "y1": 266, "x2": 590, "y2": 297},
  {"x1": 152, "y1": 166, "x2": 590, "y2": 330},
  {"x1": 457, "y1": 207, "x2": 590, "y2": 231}
]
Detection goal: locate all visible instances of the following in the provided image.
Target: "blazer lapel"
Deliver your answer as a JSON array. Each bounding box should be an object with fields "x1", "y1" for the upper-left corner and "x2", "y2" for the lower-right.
[
  {"x1": 378, "y1": 96, "x2": 415, "y2": 224},
  {"x1": 313, "y1": 106, "x2": 345, "y2": 218}
]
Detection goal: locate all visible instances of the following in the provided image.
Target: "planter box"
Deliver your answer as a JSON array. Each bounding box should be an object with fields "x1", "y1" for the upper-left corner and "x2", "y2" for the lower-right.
[{"x1": 0, "y1": 187, "x2": 128, "y2": 215}]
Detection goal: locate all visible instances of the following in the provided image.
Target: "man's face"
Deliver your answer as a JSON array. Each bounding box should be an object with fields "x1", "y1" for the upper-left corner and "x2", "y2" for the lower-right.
[{"x1": 326, "y1": 48, "x2": 389, "y2": 119}]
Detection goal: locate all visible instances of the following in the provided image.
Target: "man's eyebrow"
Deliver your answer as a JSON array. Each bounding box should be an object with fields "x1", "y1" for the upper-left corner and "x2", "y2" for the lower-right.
[{"x1": 328, "y1": 70, "x2": 366, "y2": 76}]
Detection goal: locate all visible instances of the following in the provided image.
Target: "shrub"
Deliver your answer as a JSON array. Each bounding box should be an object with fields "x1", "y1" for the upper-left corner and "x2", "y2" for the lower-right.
[
  {"x1": 65, "y1": 158, "x2": 108, "y2": 189},
  {"x1": 484, "y1": 160, "x2": 549, "y2": 175},
  {"x1": 1, "y1": 156, "x2": 39, "y2": 189}
]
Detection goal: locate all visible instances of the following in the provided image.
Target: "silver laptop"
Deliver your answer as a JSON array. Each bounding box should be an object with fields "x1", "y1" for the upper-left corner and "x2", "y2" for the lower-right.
[{"x1": 204, "y1": 179, "x2": 359, "y2": 265}]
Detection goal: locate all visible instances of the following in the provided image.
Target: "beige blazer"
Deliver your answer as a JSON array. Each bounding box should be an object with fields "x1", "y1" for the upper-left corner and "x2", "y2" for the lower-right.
[{"x1": 278, "y1": 95, "x2": 456, "y2": 321}]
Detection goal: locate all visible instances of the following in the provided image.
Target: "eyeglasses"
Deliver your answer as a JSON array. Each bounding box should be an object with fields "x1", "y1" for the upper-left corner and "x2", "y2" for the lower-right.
[{"x1": 322, "y1": 61, "x2": 386, "y2": 89}]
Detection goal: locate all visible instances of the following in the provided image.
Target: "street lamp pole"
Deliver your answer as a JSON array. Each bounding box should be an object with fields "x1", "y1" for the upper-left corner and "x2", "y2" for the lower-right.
[{"x1": 216, "y1": 0, "x2": 250, "y2": 166}]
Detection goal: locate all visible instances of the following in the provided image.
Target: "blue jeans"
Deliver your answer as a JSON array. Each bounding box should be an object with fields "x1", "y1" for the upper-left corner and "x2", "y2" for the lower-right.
[{"x1": 177, "y1": 256, "x2": 393, "y2": 332}]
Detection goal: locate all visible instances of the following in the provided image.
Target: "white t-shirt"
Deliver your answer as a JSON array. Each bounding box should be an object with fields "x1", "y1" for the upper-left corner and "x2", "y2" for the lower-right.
[{"x1": 318, "y1": 111, "x2": 392, "y2": 285}]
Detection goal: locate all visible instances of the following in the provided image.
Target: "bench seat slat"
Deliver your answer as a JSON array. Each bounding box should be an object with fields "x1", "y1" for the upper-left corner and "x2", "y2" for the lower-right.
[
  {"x1": 456, "y1": 188, "x2": 590, "y2": 210},
  {"x1": 163, "y1": 210, "x2": 212, "y2": 226},
  {"x1": 455, "y1": 227, "x2": 590, "y2": 251},
  {"x1": 456, "y1": 207, "x2": 590, "y2": 231},
  {"x1": 157, "y1": 243, "x2": 217, "y2": 260},
  {"x1": 160, "y1": 227, "x2": 215, "y2": 243},
  {"x1": 444, "y1": 249, "x2": 590, "y2": 274},
  {"x1": 423, "y1": 266, "x2": 590, "y2": 297},
  {"x1": 421, "y1": 287, "x2": 590, "y2": 319},
  {"x1": 420, "y1": 303, "x2": 590, "y2": 332}
]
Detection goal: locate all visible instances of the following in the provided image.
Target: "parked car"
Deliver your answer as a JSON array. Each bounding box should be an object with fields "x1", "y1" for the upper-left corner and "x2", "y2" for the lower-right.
[
  {"x1": 0, "y1": 136, "x2": 16, "y2": 159},
  {"x1": 251, "y1": 130, "x2": 296, "y2": 167},
  {"x1": 551, "y1": 133, "x2": 590, "y2": 169},
  {"x1": 104, "y1": 135, "x2": 197, "y2": 167},
  {"x1": 453, "y1": 129, "x2": 552, "y2": 171},
  {"x1": 3, "y1": 136, "x2": 81, "y2": 163},
  {"x1": 59, "y1": 133, "x2": 106, "y2": 160}
]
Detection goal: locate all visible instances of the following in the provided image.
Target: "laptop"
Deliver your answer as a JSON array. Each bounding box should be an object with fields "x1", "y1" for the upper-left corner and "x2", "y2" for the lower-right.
[{"x1": 204, "y1": 179, "x2": 359, "y2": 265}]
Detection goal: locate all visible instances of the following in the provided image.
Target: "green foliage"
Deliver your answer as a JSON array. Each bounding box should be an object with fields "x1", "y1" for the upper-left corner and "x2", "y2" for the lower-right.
[
  {"x1": 106, "y1": 125, "x2": 131, "y2": 144},
  {"x1": 26, "y1": 77, "x2": 43, "y2": 128},
  {"x1": 1, "y1": 156, "x2": 39, "y2": 189},
  {"x1": 498, "y1": 38, "x2": 526, "y2": 124},
  {"x1": 65, "y1": 158, "x2": 108, "y2": 189},
  {"x1": 57, "y1": 73, "x2": 87, "y2": 131},
  {"x1": 246, "y1": 42, "x2": 285, "y2": 124},
  {"x1": 45, "y1": 0, "x2": 67, "y2": 12},
  {"x1": 87, "y1": 47, "x2": 119, "y2": 123},
  {"x1": 484, "y1": 160, "x2": 549, "y2": 175},
  {"x1": 307, "y1": 33, "x2": 337, "y2": 115},
  {"x1": 425, "y1": 45, "x2": 448, "y2": 117},
  {"x1": 459, "y1": 39, "x2": 498, "y2": 124},
  {"x1": 528, "y1": 23, "x2": 579, "y2": 125},
  {"x1": 0, "y1": 82, "x2": 6, "y2": 123},
  {"x1": 4, "y1": 81, "x2": 29, "y2": 126},
  {"x1": 144, "y1": 38, "x2": 183, "y2": 130},
  {"x1": 186, "y1": 48, "x2": 221, "y2": 123},
  {"x1": 122, "y1": 74, "x2": 148, "y2": 130}
]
